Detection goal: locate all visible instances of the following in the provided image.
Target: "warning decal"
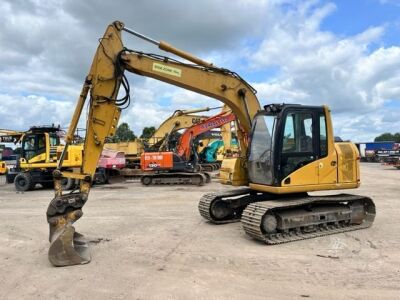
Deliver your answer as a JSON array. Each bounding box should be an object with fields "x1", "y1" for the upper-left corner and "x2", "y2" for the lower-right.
[{"x1": 152, "y1": 62, "x2": 182, "y2": 77}]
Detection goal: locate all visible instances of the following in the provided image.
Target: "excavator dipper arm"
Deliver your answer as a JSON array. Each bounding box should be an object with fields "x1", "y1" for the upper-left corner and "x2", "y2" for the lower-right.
[
  {"x1": 47, "y1": 22, "x2": 125, "y2": 266},
  {"x1": 47, "y1": 21, "x2": 261, "y2": 267}
]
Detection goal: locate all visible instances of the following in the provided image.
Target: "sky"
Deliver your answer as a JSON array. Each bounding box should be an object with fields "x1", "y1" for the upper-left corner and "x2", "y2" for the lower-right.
[{"x1": 0, "y1": 0, "x2": 399, "y2": 142}]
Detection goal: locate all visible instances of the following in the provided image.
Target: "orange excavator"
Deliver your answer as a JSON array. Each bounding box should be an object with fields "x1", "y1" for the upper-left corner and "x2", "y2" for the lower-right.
[{"x1": 140, "y1": 110, "x2": 236, "y2": 185}]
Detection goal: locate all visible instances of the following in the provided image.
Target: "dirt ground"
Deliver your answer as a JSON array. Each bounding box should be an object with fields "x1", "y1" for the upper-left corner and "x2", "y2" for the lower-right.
[{"x1": 0, "y1": 163, "x2": 399, "y2": 300}]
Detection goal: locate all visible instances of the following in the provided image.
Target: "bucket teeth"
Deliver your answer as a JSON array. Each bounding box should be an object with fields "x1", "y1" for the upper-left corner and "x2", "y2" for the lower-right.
[{"x1": 48, "y1": 224, "x2": 91, "y2": 267}]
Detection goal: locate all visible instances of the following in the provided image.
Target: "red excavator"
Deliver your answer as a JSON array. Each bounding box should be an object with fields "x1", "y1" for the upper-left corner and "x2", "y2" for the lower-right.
[{"x1": 140, "y1": 110, "x2": 236, "y2": 185}]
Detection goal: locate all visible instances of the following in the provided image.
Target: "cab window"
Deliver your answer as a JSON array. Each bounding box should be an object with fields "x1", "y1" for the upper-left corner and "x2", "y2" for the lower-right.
[
  {"x1": 282, "y1": 113, "x2": 313, "y2": 153},
  {"x1": 23, "y1": 136, "x2": 36, "y2": 151},
  {"x1": 23, "y1": 135, "x2": 36, "y2": 160},
  {"x1": 38, "y1": 135, "x2": 46, "y2": 150},
  {"x1": 49, "y1": 134, "x2": 60, "y2": 146},
  {"x1": 280, "y1": 112, "x2": 315, "y2": 178},
  {"x1": 319, "y1": 114, "x2": 327, "y2": 157}
]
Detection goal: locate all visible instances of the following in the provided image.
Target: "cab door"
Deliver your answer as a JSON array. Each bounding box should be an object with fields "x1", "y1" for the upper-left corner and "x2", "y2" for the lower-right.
[{"x1": 279, "y1": 110, "x2": 319, "y2": 186}]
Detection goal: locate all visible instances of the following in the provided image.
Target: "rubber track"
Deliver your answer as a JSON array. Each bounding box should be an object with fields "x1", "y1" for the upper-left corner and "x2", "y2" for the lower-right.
[
  {"x1": 198, "y1": 188, "x2": 252, "y2": 224},
  {"x1": 142, "y1": 172, "x2": 208, "y2": 186},
  {"x1": 241, "y1": 194, "x2": 375, "y2": 244}
]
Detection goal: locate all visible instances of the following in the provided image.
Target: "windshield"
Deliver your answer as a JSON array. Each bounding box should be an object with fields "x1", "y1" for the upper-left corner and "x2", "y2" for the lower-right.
[{"x1": 248, "y1": 114, "x2": 277, "y2": 185}]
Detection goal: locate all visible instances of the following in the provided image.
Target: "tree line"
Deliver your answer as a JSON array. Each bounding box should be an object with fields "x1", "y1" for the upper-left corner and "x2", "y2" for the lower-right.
[
  {"x1": 374, "y1": 132, "x2": 400, "y2": 142},
  {"x1": 108, "y1": 123, "x2": 155, "y2": 142}
]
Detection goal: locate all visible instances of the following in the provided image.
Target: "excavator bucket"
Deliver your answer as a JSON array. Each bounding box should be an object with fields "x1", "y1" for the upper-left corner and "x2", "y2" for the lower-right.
[
  {"x1": 47, "y1": 194, "x2": 91, "y2": 267},
  {"x1": 48, "y1": 224, "x2": 91, "y2": 267}
]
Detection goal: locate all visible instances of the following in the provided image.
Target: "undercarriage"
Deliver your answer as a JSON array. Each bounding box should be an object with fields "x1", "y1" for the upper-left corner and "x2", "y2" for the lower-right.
[{"x1": 199, "y1": 189, "x2": 376, "y2": 244}]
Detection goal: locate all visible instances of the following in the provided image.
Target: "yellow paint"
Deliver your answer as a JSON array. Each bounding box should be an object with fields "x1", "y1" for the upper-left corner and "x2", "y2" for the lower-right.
[
  {"x1": 250, "y1": 181, "x2": 359, "y2": 194},
  {"x1": 61, "y1": 171, "x2": 86, "y2": 180},
  {"x1": 0, "y1": 161, "x2": 6, "y2": 175},
  {"x1": 219, "y1": 157, "x2": 248, "y2": 186}
]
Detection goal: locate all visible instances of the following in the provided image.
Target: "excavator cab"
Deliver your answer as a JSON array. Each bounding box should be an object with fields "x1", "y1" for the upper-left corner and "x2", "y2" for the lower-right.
[
  {"x1": 249, "y1": 104, "x2": 328, "y2": 187},
  {"x1": 247, "y1": 103, "x2": 361, "y2": 194},
  {"x1": 20, "y1": 127, "x2": 61, "y2": 163}
]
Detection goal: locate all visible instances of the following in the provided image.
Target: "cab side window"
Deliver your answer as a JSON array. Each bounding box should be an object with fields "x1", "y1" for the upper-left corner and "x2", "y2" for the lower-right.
[
  {"x1": 280, "y1": 112, "x2": 315, "y2": 178},
  {"x1": 38, "y1": 135, "x2": 46, "y2": 150},
  {"x1": 23, "y1": 135, "x2": 36, "y2": 160},
  {"x1": 282, "y1": 113, "x2": 313, "y2": 153},
  {"x1": 282, "y1": 114, "x2": 295, "y2": 152},
  {"x1": 49, "y1": 135, "x2": 60, "y2": 146},
  {"x1": 319, "y1": 114, "x2": 328, "y2": 157},
  {"x1": 23, "y1": 136, "x2": 35, "y2": 151}
]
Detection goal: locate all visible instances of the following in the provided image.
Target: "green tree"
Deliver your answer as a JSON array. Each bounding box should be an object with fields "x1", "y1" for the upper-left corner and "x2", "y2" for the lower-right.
[
  {"x1": 140, "y1": 126, "x2": 156, "y2": 140},
  {"x1": 110, "y1": 123, "x2": 136, "y2": 142},
  {"x1": 374, "y1": 132, "x2": 400, "y2": 142}
]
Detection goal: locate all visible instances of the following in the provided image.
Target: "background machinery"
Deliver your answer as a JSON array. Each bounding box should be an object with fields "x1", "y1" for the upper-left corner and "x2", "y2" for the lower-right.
[
  {"x1": 198, "y1": 139, "x2": 224, "y2": 164},
  {"x1": 104, "y1": 107, "x2": 213, "y2": 167},
  {"x1": 1, "y1": 126, "x2": 125, "y2": 191},
  {"x1": 46, "y1": 21, "x2": 375, "y2": 267},
  {"x1": 140, "y1": 110, "x2": 236, "y2": 185},
  {"x1": 1, "y1": 126, "x2": 83, "y2": 191},
  {"x1": 0, "y1": 129, "x2": 24, "y2": 175},
  {"x1": 198, "y1": 118, "x2": 239, "y2": 164},
  {"x1": 0, "y1": 148, "x2": 6, "y2": 175}
]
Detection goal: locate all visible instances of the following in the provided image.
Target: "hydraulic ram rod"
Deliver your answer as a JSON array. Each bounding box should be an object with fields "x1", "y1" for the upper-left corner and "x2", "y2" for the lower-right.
[{"x1": 122, "y1": 26, "x2": 213, "y2": 67}]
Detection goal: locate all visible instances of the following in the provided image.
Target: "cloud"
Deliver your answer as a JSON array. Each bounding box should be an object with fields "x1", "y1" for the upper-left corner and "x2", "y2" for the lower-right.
[
  {"x1": 332, "y1": 106, "x2": 400, "y2": 141},
  {"x1": 380, "y1": 0, "x2": 400, "y2": 6},
  {"x1": 0, "y1": 0, "x2": 399, "y2": 142},
  {"x1": 0, "y1": 94, "x2": 75, "y2": 130},
  {"x1": 0, "y1": 0, "x2": 278, "y2": 134},
  {"x1": 245, "y1": 1, "x2": 400, "y2": 141},
  {"x1": 120, "y1": 76, "x2": 223, "y2": 135}
]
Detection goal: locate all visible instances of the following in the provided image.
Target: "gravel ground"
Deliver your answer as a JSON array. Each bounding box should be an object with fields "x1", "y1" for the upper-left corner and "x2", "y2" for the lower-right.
[{"x1": 0, "y1": 163, "x2": 399, "y2": 299}]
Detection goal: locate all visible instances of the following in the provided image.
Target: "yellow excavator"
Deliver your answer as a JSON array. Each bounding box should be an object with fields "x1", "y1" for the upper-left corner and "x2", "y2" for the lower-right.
[
  {"x1": 144, "y1": 107, "x2": 217, "y2": 150},
  {"x1": 104, "y1": 106, "x2": 215, "y2": 168},
  {"x1": 47, "y1": 21, "x2": 375, "y2": 267}
]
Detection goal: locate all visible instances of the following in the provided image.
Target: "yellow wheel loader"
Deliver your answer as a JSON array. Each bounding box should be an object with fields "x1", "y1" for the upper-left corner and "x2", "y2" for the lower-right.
[
  {"x1": 1, "y1": 126, "x2": 83, "y2": 191},
  {"x1": 46, "y1": 21, "x2": 375, "y2": 267},
  {"x1": 1, "y1": 126, "x2": 118, "y2": 191}
]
